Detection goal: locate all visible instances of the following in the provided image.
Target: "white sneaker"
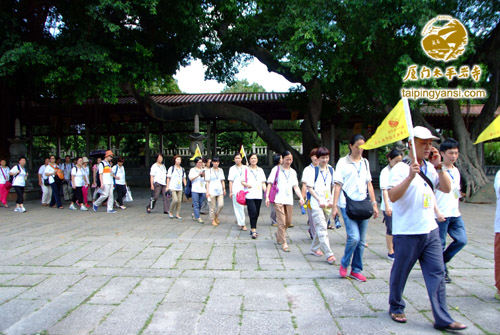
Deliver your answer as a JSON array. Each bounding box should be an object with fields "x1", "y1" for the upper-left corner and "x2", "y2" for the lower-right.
[
  {"x1": 80, "y1": 205, "x2": 88, "y2": 211},
  {"x1": 69, "y1": 204, "x2": 77, "y2": 210},
  {"x1": 14, "y1": 208, "x2": 20, "y2": 212},
  {"x1": 20, "y1": 208, "x2": 26, "y2": 213}
]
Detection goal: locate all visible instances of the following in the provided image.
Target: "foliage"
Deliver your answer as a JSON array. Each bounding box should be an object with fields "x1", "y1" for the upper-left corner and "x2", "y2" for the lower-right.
[
  {"x1": 484, "y1": 142, "x2": 500, "y2": 165},
  {"x1": 221, "y1": 79, "x2": 265, "y2": 93}
]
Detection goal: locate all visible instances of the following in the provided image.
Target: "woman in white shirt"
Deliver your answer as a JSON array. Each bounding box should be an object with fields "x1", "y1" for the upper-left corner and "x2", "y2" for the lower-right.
[
  {"x1": 69, "y1": 157, "x2": 88, "y2": 211},
  {"x1": 189, "y1": 157, "x2": 206, "y2": 223},
  {"x1": 265, "y1": 151, "x2": 304, "y2": 252},
  {"x1": 147, "y1": 153, "x2": 168, "y2": 214},
  {"x1": 241, "y1": 153, "x2": 267, "y2": 238},
  {"x1": 9, "y1": 157, "x2": 28, "y2": 212},
  {"x1": 45, "y1": 155, "x2": 64, "y2": 209},
  {"x1": 331, "y1": 135, "x2": 379, "y2": 282},
  {"x1": 228, "y1": 153, "x2": 247, "y2": 230},
  {"x1": 166, "y1": 155, "x2": 186, "y2": 219},
  {"x1": 0, "y1": 159, "x2": 10, "y2": 207},
  {"x1": 205, "y1": 156, "x2": 226, "y2": 226},
  {"x1": 113, "y1": 157, "x2": 127, "y2": 210},
  {"x1": 379, "y1": 149, "x2": 402, "y2": 261}
]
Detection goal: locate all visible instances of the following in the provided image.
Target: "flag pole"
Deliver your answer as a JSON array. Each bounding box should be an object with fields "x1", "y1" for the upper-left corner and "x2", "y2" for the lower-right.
[{"x1": 402, "y1": 98, "x2": 417, "y2": 162}]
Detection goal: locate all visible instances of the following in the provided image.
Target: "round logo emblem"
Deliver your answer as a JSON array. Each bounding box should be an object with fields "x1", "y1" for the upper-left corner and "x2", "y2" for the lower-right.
[{"x1": 421, "y1": 16, "x2": 468, "y2": 62}]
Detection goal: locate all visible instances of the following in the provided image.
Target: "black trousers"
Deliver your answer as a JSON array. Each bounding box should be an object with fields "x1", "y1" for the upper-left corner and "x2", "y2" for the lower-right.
[
  {"x1": 50, "y1": 182, "x2": 62, "y2": 208},
  {"x1": 71, "y1": 187, "x2": 84, "y2": 205},
  {"x1": 115, "y1": 184, "x2": 127, "y2": 206},
  {"x1": 13, "y1": 186, "x2": 24, "y2": 204},
  {"x1": 246, "y1": 198, "x2": 262, "y2": 230}
]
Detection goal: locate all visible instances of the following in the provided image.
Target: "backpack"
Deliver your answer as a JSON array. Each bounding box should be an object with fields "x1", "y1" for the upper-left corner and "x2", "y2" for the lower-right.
[
  {"x1": 313, "y1": 166, "x2": 334, "y2": 185},
  {"x1": 8, "y1": 165, "x2": 20, "y2": 184},
  {"x1": 184, "y1": 177, "x2": 192, "y2": 199}
]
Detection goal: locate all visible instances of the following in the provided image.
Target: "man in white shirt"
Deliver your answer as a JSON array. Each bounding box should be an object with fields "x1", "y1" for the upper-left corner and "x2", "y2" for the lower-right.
[
  {"x1": 38, "y1": 158, "x2": 51, "y2": 206},
  {"x1": 435, "y1": 138, "x2": 467, "y2": 284},
  {"x1": 387, "y1": 126, "x2": 466, "y2": 331},
  {"x1": 93, "y1": 150, "x2": 116, "y2": 213},
  {"x1": 60, "y1": 155, "x2": 74, "y2": 201}
]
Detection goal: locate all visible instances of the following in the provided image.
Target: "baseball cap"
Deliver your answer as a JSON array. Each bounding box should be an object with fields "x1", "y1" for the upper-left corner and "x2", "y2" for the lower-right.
[
  {"x1": 413, "y1": 126, "x2": 439, "y2": 140},
  {"x1": 105, "y1": 150, "x2": 114, "y2": 158}
]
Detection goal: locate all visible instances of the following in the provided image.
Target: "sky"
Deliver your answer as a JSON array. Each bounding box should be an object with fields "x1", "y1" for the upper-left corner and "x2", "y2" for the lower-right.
[{"x1": 174, "y1": 58, "x2": 301, "y2": 93}]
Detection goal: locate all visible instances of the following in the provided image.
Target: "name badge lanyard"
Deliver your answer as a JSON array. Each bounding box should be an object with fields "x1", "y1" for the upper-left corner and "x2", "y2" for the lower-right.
[
  {"x1": 281, "y1": 169, "x2": 291, "y2": 195},
  {"x1": 353, "y1": 161, "x2": 364, "y2": 193},
  {"x1": 320, "y1": 169, "x2": 330, "y2": 199}
]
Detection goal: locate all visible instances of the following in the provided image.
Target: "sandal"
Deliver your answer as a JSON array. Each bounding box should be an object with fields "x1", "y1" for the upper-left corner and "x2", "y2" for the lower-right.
[
  {"x1": 389, "y1": 312, "x2": 407, "y2": 324},
  {"x1": 282, "y1": 244, "x2": 290, "y2": 252},
  {"x1": 241, "y1": 226, "x2": 248, "y2": 231},
  {"x1": 251, "y1": 232, "x2": 258, "y2": 239},
  {"x1": 146, "y1": 207, "x2": 151, "y2": 214},
  {"x1": 327, "y1": 224, "x2": 334, "y2": 229},
  {"x1": 327, "y1": 255, "x2": 336, "y2": 264},
  {"x1": 434, "y1": 322, "x2": 467, "y2": 331},
  {"x1": 310, "y1": 250, "x2": 324, "y2": 257},
  {"x1": 274, "y1": 232, "x2": 282, "y2": 245}
]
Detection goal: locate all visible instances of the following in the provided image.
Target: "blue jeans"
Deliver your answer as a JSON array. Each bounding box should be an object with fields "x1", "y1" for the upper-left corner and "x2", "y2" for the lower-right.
[
  {"x1": 192, "y1": 192, "x2": 204, "y2": 219},
  {"x1": 437, "y1": 216, "x2": 467, "y2": 267},
  {"x1": 340, "y1": 207, "x2": 369, "y2": 273}
]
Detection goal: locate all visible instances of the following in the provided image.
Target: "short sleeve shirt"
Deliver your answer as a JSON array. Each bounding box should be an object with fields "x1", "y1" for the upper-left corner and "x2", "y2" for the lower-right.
[
  {"x1": 99, "y1": 161, "x2": 113, "y2": 185},
  {"x1": 305, "y1": 166, "x2": 335, "y2": 210},
  {"x1": 38, "y1": 165, "x2": 48, "y2": 181},
  {"x1": 71, "y1": 167, "x2": 85, "y2": 187},
  {"x1": 150, "y1": 163, "x2": 167, "y2": 186},
  {"x1": 10, "y1": 165, "x2": 26, "y2": 187},
  {"x1": 389, "y1": 161, "x2": 438, "y2": 235},
  {"x1": 0, "y1": 167, "x2": 10, "y2": 184},
  {"x1": 379, "y1": 165, "x2": 392, "y2": 212},
  {"x1": 113, "y1": 165, "x2": 126, "y2": 185},
  {"x1": 435, "y1": 166, "x2": 461, "y2": 217},
  {"x1": 334, "y1": 156, "x2": 372, "y2": 208},
  {"x1": 228, "y1": 165, "x2": 247, "y2": 193},
  {"x1": 167, "y1": 166, "x2": 185, "y2": 191},
  {"x1": 45, "y1": 164, "x2": 56, "y2": 184},
  {"x1": 245, "y1": 167, "x2": 267, "y2": 200},
  {"x1": 189, "y1": 168, "x2": 206, "y2": 193},
  {"x1": 266, "y1": 166, "x2": 299, "y2": 205},
  {"x1": 205, "y1": 168, "x2": 225, "y2": 196}
]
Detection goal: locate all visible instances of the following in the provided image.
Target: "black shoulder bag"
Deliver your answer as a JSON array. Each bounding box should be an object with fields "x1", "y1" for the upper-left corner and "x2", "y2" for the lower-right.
[{"x1": 343, "y1": 159, "x2": 373, "y2": 220}]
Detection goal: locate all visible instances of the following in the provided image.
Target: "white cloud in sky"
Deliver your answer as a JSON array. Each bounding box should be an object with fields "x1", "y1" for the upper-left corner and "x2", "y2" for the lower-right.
[{"x1": 174, "y1": 58, "x2": 300, "y2": 93}]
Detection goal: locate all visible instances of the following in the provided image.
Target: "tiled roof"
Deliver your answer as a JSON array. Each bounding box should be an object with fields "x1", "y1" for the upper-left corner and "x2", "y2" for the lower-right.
[{"x1": 86, "y1": 92, "x2": 289, "y2": 105}]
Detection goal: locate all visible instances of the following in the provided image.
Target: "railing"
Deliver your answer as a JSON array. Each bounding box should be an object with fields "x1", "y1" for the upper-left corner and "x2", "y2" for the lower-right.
[
  {"x1": 164, "y1": 144, "x2": 303, "y2": 157},
  {"x1": 485, "y1": 165, "x2": 500, "y2": 175}
]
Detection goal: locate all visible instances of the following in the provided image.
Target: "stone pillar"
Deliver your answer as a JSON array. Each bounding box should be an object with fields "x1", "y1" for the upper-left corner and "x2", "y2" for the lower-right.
[
  {"x1": 145, "y1": 123, "x2": 150, "y2": 167},
  {"x1": 159, "y1": 122, "x2": 164, "y2": 155},
  {"x1": 206, "y1": 121, "x2": 212, "y2": 157},
  {"x1": 213, "y1": 120, "x2": 217, "y2": 156},
  {"x1": 56, "y1": 135, "x2": 61, "y2": 158},
  {"x1": 367, "y1": 148, "x2": 379, "y2": 174},
  {"x1": 27, "y1": 125, "x2": 33, "y2": 170},
  {"x1": 85, "y1": 125, "x2": 91, "y2": 157}
]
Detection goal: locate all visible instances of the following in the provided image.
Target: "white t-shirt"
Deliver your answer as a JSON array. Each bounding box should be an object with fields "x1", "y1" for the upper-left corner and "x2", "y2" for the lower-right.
[
  {"x1": 389, "y1": 161, "x2": 439, "y2": 235},
  {"x1": 189, "y1": 168, "x2": 206, "y2": 193},
  {"x1": 0, "y1": 167, "x2": 10, "y2": 184},
  {"x1": 205, "y1": 168, "x2": 225, "y2": 196},
  {"x1": 38, "y1": 164, "x2": 48, "y2": 181},
  {"x1": 435, "y1": 166, "x2": 461, "y2": 217},
  {"x1": 379, "y1": 165, "x2": 392, "y2": 212},
  {"x1": 99, "y1": 161, "x2": 114, "y2": 185},
  {"x1": 305, "y1": 166, "x2": 335, "y2": 210},
  {"x1": 45, "y1": 164, "x2": 56, "y2": 184},
  {"x1": 150, "y1": 163, "x2": 167, "y2": 186},
  {"x1": 71, "y1": 166, "x2": 85, "y2": 187},
  {"x1": 113, "y1": 165, "x2": 126, "y2": 185},
  {"x1": 494, "y1": 170, "x2": 500, "y2": 233},
  {"x1": 245, "y1": 167, "x2": 267, "y2": 200},
  {"x1": 301, "y1": 164, "x2": 316, "y2": 184},
  {"x1": 228, "y1": 165, "x2": 247, "y2": 193},
  {"x1": 167, "y1": 166, "x2": 185, "y2": 191},
  {"x1": 266, "y1": 165, "x2": 299, "y2": 205},
  {"x1": 10, "y1": 165, "x2": 26, "y2": 187},
  {"x1": 334, "y1": 156, "x2": 372, "y2": 208}
]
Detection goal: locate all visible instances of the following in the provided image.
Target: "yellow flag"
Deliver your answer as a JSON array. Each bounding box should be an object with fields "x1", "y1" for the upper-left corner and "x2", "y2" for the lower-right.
[
  {"x1": 474, "y1": 114, "x2": 500, "y2": 144},
  {"x1": 239, "y1": 145, "x2": 246, "y2": 158},
  {"x1": 190, "y1": 144, "x2": 202, "y2": 161},
  {"x1": 360, "y1": 100, "x2": 410, "y2": 150}
]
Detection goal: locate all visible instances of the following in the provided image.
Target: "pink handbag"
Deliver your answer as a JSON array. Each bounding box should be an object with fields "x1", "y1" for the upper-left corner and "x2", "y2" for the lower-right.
[
  {"x1": 268, "y1": 166, "x2": 280, "y2": 203},
  {"x1": 236, "y1": 169, "x2": 248, "y2": 205}
]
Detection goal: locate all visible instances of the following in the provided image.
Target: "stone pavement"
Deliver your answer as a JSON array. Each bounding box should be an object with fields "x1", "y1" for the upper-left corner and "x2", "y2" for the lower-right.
[{"x1": 0, "y1": 190, "x2": 498, "y2": 335}]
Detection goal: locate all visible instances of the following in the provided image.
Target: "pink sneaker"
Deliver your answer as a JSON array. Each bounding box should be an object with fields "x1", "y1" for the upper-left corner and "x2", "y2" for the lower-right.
[
  {"x1": 339, "y1": 265, "x2": 348, "y2": 278},
  {"x1": 349, "y1": 272, "x2": 367, "y2": 282}
]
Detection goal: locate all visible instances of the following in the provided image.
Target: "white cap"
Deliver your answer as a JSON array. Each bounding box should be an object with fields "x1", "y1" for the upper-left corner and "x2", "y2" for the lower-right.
[{"x1": 413, "y1": 126, "x2": 439, "y2": 140}]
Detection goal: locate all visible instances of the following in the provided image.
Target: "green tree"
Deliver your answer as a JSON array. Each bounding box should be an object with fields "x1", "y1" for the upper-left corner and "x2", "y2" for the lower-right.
[{"x1": 221, "y1": 79, "x2": 265, "y2": 93}]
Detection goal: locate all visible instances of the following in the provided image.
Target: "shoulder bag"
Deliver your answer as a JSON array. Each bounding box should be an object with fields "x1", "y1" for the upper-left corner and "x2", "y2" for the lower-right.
[
  {"x1": 343, "y1": 159, "x2": 373, "y2": 220},
  {"x1": 268, "y1": 166, "x2": 280, "y2": 203},
  {"x1": 236, "y1": 169, "x2": 248, "y2": 205}
]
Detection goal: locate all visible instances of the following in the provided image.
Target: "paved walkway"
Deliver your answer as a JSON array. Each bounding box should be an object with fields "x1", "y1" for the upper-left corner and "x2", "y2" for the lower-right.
[{"x1": 0, "y1": 190, "x2": 498, "y2": 335}]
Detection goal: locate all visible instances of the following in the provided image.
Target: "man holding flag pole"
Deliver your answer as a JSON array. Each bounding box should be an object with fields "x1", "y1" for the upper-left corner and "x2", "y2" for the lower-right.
[{"x1": 362, "y1": 98, "x2": 467, "y2": 330}]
